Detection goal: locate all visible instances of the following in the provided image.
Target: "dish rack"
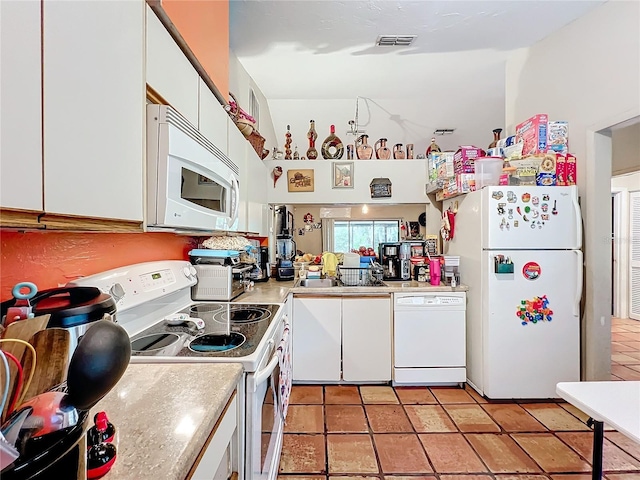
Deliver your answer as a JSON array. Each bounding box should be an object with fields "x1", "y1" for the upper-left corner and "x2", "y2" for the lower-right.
[{"x1": 338, "y1": 264, "x2": 384, "y2": 286}]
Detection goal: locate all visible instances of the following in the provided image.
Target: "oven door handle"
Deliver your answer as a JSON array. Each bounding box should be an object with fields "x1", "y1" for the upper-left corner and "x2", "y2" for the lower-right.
[{"x1": 253, "y1": 352, "x2": 279, "y2": 392}]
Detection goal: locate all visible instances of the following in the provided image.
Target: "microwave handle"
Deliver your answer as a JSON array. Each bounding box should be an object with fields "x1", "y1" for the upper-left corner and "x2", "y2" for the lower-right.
[{"x1": 228, "y1": 175, "x2": 240, "y2": 228}]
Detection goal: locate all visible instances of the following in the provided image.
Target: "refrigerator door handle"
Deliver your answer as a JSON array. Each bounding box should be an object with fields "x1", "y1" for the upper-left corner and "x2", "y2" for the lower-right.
[
  {"x1": 572, "y1": 194, "x2": 582, "y2": 249},
  {"x1": 573, "y1": 250, "x2": 583, "y2": 317}
]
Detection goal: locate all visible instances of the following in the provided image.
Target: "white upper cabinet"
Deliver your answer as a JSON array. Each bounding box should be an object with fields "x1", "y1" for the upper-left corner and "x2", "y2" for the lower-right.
[
  {"x1": 198, "y1": 79, "x2": 228, "y2": 153},
  {"x1": 146, "y1": 6, "x2": 199, "y2": 127},
  {"x1": 43, "y1": 1, "x2": 144, "y2": 220},
  {"x1": 227, "y1": 118, "x2": 248, "y2": 232},
  {"x1": 246, "y1": 147, "x2": 269, "y2": 236},
  {"x1": 0, "y1": 0, "x2": 43, "y2": 211}
]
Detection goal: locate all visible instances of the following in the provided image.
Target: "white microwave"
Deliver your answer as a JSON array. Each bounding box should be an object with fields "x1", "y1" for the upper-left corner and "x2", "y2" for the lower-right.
[{"x1": 146, "y1": 105, "x2": 239, "y2": 232}]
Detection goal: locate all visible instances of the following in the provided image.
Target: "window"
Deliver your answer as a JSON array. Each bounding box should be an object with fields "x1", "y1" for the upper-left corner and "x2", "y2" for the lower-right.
[{"x1": 333, "y1": 220, "x2": 399, "y2": 253}]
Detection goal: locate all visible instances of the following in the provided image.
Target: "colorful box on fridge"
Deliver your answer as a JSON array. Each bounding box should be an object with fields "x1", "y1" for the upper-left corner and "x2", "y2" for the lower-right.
[
  {"x1": 555, "y1": 153, "x2": 567, "y2": 186},
  {"x1": 566, "y1": 154, "x2": 577, "y2": 185},
  {"x1": 454, "y1": 146, "x2": 484, "y2": 174},
  {"x1": 516, "y1": 114, "x2": 548, "y2": 156},
  {"x1": 456, "y1": 173, "x2": 476, "y2": 194},
  {"x1": 548, "y1": 121, "x2": 569, "y2": 153}
]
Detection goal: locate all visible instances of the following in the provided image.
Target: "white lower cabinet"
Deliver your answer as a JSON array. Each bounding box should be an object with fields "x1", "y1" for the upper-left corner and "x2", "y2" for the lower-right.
[
  {"x1": 191, "y1": 391, "x2": 239, "y2": 480},
  {"x1": 292, "y1": 296, "x2": 392, "y2": 382}
]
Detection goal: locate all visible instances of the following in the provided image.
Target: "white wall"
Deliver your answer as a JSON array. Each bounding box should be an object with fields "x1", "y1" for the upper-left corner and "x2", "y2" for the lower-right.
[
  {"x1": 228, "y1": 51, "x2": 277, "y2": 153},
  {"x1": 612, "y1": 122, "x2": 640, "y2": 176},
  {"x1": 612, "y1": 171, "x2": 640, "y2": 192},
  {"x1": 263, "y1": 159, "x2": 429, "y2": 205},
  {"x1": 506, "y1": 0, "x2": 640, "y2": 380}
]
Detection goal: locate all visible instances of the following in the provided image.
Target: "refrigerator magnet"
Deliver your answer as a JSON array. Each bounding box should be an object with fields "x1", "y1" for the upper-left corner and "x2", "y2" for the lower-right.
[
  {"x1": 522, "y1": 262, "x2": 541, "y2": 280},
  {"x1": 492, "y1": 191, "x2": 504, "y2": 200},
  {"x1": 507, "y1": 191, "x2": 517, "y2": 203},
  {"x1": 542, "y1": 194, "x2": 550, "y2": 201},
  {"x1": 522, "y1": 193, "x2": 531, "y2": 202}
]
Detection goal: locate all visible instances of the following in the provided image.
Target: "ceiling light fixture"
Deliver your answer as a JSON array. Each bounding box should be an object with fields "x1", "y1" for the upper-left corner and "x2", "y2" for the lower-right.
[
  {"x1": 362, "y1": 204, "x2": 369, "y2": 214},
  {"x1": 434, "y1": 128, "x2": 456, "y2": 136},
  {"x1": 375, "y1": 35, "x2": 417, "y2": 47}
]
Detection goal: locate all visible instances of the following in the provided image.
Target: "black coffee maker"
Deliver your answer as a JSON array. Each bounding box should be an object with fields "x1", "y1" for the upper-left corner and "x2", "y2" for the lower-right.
[{"x1": 249, "y1": 246, "x2": 270, "y2": 283}]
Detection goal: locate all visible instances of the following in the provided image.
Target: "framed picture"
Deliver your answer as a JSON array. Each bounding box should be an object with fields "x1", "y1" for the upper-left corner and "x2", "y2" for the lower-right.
[
  {"x1": 287, "y1": 169, "x2": 314, "y2": 192},
  {"x1": 332, "y1": 162, "x2": 354, "y2": 189},
  {"x1": 409, "y1": 221, "x2": 420, "y2": 238}
]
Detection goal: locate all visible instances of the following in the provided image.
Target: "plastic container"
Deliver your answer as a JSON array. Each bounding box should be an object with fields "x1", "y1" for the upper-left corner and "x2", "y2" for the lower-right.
[{"x1": 474, "y1": 157, "x2": 504, "y2": 189}]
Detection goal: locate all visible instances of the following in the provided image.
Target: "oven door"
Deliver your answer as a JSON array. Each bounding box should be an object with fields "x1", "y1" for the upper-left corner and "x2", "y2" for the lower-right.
[{"x1": 246, "y1": 343, "x2": 283, "y2": 480}]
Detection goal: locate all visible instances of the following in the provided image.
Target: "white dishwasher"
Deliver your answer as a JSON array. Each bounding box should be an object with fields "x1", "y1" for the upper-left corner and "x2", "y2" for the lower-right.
[{"x1": 393, "y1": 292, "x2": 467, "y2": 386}]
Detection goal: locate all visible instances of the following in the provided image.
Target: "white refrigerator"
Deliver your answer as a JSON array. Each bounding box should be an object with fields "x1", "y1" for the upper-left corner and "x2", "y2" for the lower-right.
[{"x1": 444, "y1": 185, "x2": 582, "y2": 399}]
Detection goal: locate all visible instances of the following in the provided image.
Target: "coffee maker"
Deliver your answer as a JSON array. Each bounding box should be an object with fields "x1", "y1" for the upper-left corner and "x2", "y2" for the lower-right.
[
  {"x1": 379, "y1": 242, "x2": 411, "y2": 281},
  {"x1": 275, "y1": 236, "x2": 296, "y2": 281},
  {"x1": 249, "y1": 246, "x2": 270, "y2": 282}
]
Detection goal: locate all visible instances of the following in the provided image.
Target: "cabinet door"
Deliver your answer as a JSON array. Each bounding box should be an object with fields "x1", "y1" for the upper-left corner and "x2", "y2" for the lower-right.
[
  {"x1": 146, "y1": 6, "x2": 199, "y2": 127},
  {"x1": 342, "y1": 297, "x2": 392, "y2": 382},
  {"x1": 292, "y1": 297, "x2": 341, "y2": 382},
  {"x1": 43, "y1": 1, "x2": 144, "y2": 220},
  {"x1": 246, "y1": 147, "x2": 268, "y2": 235},
  {"x1": 198, "y1": 79, "x2": 228, "y2": 153},
  {"x1": 0, "y1": 0, "x2": 42, "y2": 211},
  {"x1": 228, "y1": 118, "x2": 247, "y2": 232}
]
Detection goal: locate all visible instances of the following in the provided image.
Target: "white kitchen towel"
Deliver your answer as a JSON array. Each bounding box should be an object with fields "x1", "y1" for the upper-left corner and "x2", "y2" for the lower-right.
[{"x1": 277, "y1": 319, "x2": 292, "y2": 422}]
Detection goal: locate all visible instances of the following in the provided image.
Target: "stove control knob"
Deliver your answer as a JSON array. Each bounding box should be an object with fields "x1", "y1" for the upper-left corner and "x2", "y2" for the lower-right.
[
  {"x1": 183, "y1": 267, "x2": 191, "y2": 278},
  {"x1": 189, "y1": 266, "x2": 197, "y2": 277}
]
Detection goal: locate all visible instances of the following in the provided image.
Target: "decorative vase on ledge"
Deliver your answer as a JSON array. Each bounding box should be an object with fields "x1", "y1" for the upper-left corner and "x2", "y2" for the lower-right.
[
  {"x1": 321, "y1": 124, "x2": 344, "y2": 160},
  {"x1": 306, "y1": 120, "x2": 318, "y2": 160},
  {"x1": 356, "y1": 134, "x2": 373, "y2": 160}
]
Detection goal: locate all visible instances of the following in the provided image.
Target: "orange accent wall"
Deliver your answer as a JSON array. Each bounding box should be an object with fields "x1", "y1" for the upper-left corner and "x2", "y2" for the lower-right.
[
  {"x1": 162, "y1": 0, "x2": 229, "y2": 99},
  {"x1": 0, "y1": 231, "x2": 197, "y2": 301}
]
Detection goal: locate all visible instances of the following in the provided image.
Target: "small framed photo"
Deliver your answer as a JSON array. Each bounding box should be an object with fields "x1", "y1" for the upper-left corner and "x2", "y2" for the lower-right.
[{"x1": 332, "y1": 162, "x2": 354, "y2": 189}]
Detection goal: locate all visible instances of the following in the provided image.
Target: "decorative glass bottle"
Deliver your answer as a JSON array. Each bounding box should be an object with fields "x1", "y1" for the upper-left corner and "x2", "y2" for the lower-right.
[
  {"x1": 321, "y1": 124, "x2": 344, "y2": 159},
  {"x1": 425, "y1": 138, "x2": 441, "y2": 157},
  {"x1": 375, "y1": 138, "x2": 391, "y2": 159},
  {"x1": 488, "y1": 128, "x2": 502, "y2": 149},
  {"x1": 406, "y1": 144, "x2": 414, "y2": 159},
  {"x1": 393, "y1": 143, "x2": 405, "y2": 159},
  {"x1": 355, "y1": 134, "x2": 373, "y2": 160},
  {"x1": 306, "y1": 120, "x2": 318, "y2": 160},
  {"x1": 284, "y1": 125, "x2": 292, "y2": 159},
  {"x1": 293, "y1": 145, "x2": 300, "y2": 160}
]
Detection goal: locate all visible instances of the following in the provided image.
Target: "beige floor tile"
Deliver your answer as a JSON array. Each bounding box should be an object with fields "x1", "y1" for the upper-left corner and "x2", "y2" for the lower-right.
[
  {"x1": 365, "y1": 404, "x2": 414, "y2": 433},
  {"x1": 520, "y1": 403, "x2": 590, "y2": 431},
  {"x1": 606, "y1": 475, "x2": 640, "y2": 480},
  {"x1": 482, "y1": 404, "x2": 547, "y2": 432},
  {"x1": 359, "y1": 386, "x2": 399, "y2": 404},
  {"x1": 612, "y1": 342, "x2": 636, "y2": 352},
  {"x1": 279, "y1": 434, "x2": 326, "y2": 474},
  {"x1": 284, "y1": 405, "x2": 324, "y2": 433},
  {"x1": 557, "y1": 403, "x2": 590, "y2": 424},
  {"x1": 438, "y1": 476, "x2": 493, "y2": 480},
  {"x1": 278, "y1": 477, "x2": 326, "y2": 480},
  {"x1": 325, "y1": 386, "x2": 362, "y2": 404},
  {"x1": 405, "y1": 405, "x2": 458, "y2": 433},
  {"x1": 374, "y1": 434, "x2": 433, "y2": 473},
  {"x1": 494, "y1": 476, "x2": 551, "y2": 480},
  {"x1": 611, "y1": 353, "x2": 640, "y2": 364},
  {"x1": 622, "y1": 351, "x2": 640, "y2": 360},
  {"x1": 430, "y1": 387, "x2": 476, "y2": 404},
  {"x1": 443, "y1": 404, "x2": 501, "y2": 433},
  {"x1": 611, "y1": 364, "x2": 640, "y2": 380},
  {"x1": 394, "y1": 386, "x2": 438, "y2": 404},
  {"x1": 549, "y1": 475, "x2": 594, "y2": 480},
  {"x1": 556, "y1": 432, "x2": 640, "y2": 471},
  {"x1": 325, "y1": 405, "x2": 368, "y2": 433},
  {"x1": 290, "y1": 386, "x2": 324, "y2": 404},
  {"x1": 419, "y1": 433, "x2": 487, "y2": 473},
  {"x1": 465, "y1": 433, "x2": 541, "y2": 474},
  {"x1": 511, "y1": 433, "x2": 590, "y2": 473},
  {"x1": 605, "y1": 431, "x2": 640, "y2": 461},
  {"x1": 327, "y1": 435, "x2": 378, "y2": 474},
  {"x1": 619, "y1": 341, "x2": 640, "y2": 350}
]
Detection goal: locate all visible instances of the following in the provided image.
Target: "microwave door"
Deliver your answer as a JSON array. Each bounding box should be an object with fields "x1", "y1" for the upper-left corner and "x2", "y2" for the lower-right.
[{"x1": 162, "y1": 155, "x2": 233, "y2": 230}]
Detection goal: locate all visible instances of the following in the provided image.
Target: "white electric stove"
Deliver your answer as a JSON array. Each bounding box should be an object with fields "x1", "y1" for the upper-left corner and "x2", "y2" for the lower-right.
[{"x1": 70, "y1": 260, "x2": 288, "y2": 480}]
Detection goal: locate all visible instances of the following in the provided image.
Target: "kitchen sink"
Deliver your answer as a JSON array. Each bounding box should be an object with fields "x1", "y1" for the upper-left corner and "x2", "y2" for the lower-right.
[{"x1": 297, "y1": 278, "x2": 340, "y2": 287}]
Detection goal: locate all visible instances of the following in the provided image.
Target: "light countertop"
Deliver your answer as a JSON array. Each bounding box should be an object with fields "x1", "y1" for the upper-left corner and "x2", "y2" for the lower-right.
[
  {"x1": 91, "y1": 363, "x2": 243, "y2": 480},
  {"x1": 235, "y1": 279, "x2": 467, "y2": 302}
]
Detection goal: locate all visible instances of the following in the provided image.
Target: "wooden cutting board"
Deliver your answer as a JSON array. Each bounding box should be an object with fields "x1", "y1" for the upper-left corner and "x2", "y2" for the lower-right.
[
  {"x1": 0, "y1": 314, "x2": 51, "y2": 419},
  {"x1": 20, "y1": 328, "x2": 71, "y2": 404}
]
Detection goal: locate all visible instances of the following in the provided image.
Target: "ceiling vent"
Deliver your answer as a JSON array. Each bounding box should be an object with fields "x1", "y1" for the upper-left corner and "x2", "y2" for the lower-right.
[
  {"x1": 375, "y1": 35, "x2": 417, "y2": 47},
  {"x1": 434, "y1": 128, "x2": 456, "y2": 136}
]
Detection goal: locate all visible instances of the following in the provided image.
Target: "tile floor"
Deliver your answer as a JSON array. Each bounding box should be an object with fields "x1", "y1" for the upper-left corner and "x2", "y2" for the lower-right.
[{"x1": 279, "y1": 318, "x2": 640, "y2": 479}]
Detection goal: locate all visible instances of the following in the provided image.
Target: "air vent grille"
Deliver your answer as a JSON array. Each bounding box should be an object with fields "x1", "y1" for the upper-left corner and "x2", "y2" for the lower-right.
[
  {"x1": 434, "y1": 129, "x2": 456, "y2": 136},
  {"x1": 375, "y1": 35, "x2": 417, "y2": 47},
  {"x1": 164, "y1": 106, "x2": 239, "y2": 176}
]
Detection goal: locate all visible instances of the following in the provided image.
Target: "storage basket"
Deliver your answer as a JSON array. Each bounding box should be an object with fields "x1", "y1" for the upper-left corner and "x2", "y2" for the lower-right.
[
  {"x1": 338, "y1": 266, "x2": 383, "y2": 286},
  {"x1": 225, "y1": 92, "x2": 267, "y2": 159}
]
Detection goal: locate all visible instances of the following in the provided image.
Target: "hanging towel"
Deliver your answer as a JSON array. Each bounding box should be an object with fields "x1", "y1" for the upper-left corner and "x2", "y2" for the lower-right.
[{"x1": 277, "y1": 319, "x2": 292, "y2": 422}]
